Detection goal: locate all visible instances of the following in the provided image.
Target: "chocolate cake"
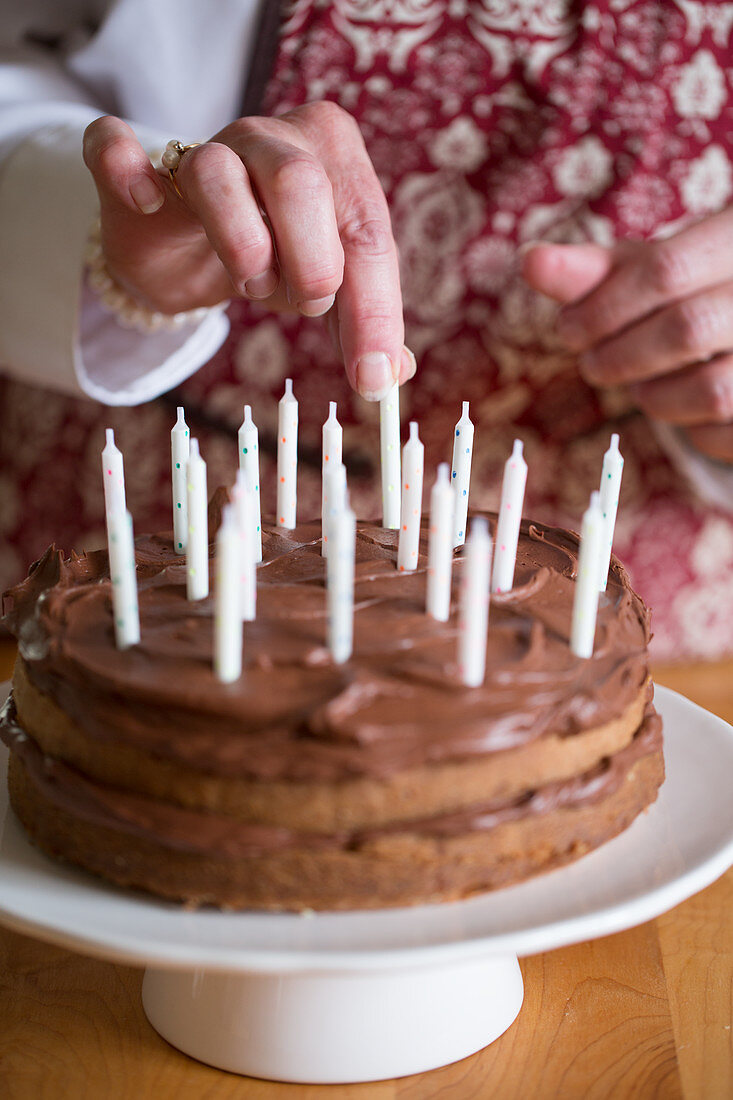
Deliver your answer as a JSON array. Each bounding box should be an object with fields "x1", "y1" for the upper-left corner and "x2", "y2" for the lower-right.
[{"x1": 1, "y1": 509, "x2": 664, "y2": 911}]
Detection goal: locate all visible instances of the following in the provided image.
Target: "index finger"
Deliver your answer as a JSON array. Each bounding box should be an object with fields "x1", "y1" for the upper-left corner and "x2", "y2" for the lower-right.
[
  {"x1": 289, "y1": 103, "x2": 405, "y2": 401},
  {"x1": 557, "y1": 207, "x2": 733, "y2": 352}
]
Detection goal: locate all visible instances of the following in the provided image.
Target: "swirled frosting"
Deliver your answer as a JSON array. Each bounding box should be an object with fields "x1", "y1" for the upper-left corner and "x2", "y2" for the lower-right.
[{"x1": 2, "y1": 508, "x2": 652, "y2": 784}]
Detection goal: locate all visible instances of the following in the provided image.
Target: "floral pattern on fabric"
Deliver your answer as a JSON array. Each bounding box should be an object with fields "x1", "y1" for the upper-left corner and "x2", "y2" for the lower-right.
[{"x1": 2, "y1": 0, "x2": 733, "y2": 661}]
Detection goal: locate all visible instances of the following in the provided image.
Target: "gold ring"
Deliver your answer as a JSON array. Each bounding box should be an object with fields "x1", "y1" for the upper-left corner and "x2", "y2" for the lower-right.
[{"x1": 161, "y1": 139, "x2": 202, "y2": 199}]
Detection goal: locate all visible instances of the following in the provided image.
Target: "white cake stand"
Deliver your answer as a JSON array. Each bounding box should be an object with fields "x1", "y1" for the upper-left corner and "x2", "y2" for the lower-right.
[{"x1": 1, "y1": 685, "x2": 732, "y2": 1084}]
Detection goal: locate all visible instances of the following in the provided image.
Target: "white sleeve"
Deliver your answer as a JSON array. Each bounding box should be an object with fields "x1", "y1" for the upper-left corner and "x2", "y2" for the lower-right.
[
  {"x1": 0, "y1": 54, "x2": 229, "y2": 406},
  {"x1": 652, "y1": 422, "x2": 733, "y2": 514}
]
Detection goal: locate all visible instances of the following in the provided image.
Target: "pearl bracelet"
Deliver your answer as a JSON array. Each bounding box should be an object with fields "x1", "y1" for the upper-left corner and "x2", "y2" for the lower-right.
[{"x1": 84, "y1": 219, "x2": 228, "y2": 333}]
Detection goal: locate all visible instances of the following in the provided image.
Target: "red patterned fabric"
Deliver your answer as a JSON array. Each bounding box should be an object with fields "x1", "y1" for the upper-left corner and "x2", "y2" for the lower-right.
[{"x1": 2, "y1": 0, "x2": 733, "y2": 660}]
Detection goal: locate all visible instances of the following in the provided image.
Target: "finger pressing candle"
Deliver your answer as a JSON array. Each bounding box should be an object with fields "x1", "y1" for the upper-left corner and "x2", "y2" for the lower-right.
[
  {"x1": 426, "y1": 463, "x2": 455, "y2": 621},
  {"x1": 186, "y1": 437, "x2": 209, "y2": 601},
  {"x1": 380, "y1": 383, "x2": 401, "y2": 529},
  {"x1": 171, "y1": 407, "x2": 190, "y2": 555},
  {"x1": 397, "y1": 421, "x2": 424, "y2": 573},
  {"x1": 214, "y1": 504, "x2": 243, "y2": 683},
  {"x1": 597, "y1": 433, "x2": 624, "y2": 591},
  {"x1": 491, "y1": 439, "x2": 528, "y2": 594},
  {"x1": 571, "y1": 490, "x2": 603, "y2": 658},
  {"x1": 238, "y1": 404, "x2": 262, "y2": 562},
  {"x1": 327, "y1": 500, "x2": 356, "y2": 664},
  {"x1": 277, "y1": 378, "x2": 298, "y2": 529},
  {"x1": 451, "y1": 401, "x2": 474, "y2": 547},
  {"x1": 321, "y1": 401, "x2": 343, "y2": 556},
  {"x1": 458, "y1": 517, "x2": 492, "y2": 687}
]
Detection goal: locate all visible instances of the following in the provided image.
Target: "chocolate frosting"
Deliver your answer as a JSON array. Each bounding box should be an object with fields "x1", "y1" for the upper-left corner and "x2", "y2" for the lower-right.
[
  {"x1": 2, "y1": 509, "x2": 652, "y2": 783},
  {"x1": 0, "y1": 694, "x2": 662, "y2": 858}
]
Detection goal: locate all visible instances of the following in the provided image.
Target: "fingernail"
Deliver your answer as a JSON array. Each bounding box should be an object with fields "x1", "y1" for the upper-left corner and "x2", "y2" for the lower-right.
[
  {"x1": 355, "y1": 352, "x2": 395, "y2": 401},
  {"x1": 129, "y1": 176, "x2": 164, "y2": 214},
  {"x1": 400, "y1": 345, "x2": 417, "y2": 381},
  {"x1": 245, "y1": 268, "x2": 279, "y2": 299},
  {"x1": 298, "y1": 294, "x2": 336, "y2": 317}
]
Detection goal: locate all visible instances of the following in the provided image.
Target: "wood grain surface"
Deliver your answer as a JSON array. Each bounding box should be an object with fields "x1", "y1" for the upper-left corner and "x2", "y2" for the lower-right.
[{"x1": 0, "y1": 641, "x2": 731, "y2": 1099}]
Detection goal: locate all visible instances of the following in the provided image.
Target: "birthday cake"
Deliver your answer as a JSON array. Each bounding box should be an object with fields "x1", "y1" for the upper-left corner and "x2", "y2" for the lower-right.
[{"x1": 1, "y1": 506, "x2": 664, "y2": 911}]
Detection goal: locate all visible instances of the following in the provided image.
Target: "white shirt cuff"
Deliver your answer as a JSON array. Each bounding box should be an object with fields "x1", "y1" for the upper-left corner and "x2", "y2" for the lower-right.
[{"x1": 0, "y1": 117, "x2": 230, "y2": 405}]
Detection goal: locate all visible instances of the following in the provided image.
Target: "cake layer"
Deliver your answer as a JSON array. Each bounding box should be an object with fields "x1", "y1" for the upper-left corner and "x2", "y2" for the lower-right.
[
  {"x1": 5, "y1": 704, "x2": 663, "y2": 910},
  {"x1": 11, "y1": 658, "x2": 651, "y2": 832}
]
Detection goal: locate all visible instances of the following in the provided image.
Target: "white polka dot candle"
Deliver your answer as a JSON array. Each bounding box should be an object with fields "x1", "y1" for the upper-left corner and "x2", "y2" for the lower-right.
[
  {"x1": 214, "y1": 504, "x2": 243, "y2": 683},
  {"x1": 171, "y1": 406, "x2": 190, "y2": 555},
  {"x1": 327, "y1": 500, "x2": 357, "y2": 664},
  {"x1": 426, "y1": 463, "x2": 455, "y2": 622},
  {"x1": 451, "y1": 401, "x2": 474, "y2": 547},
  {"x1": 597, "y1": 433, "x2": 624, "y2": 591},
  {"x1": 380, "y1": 383, "x2": 401, "y2": 529},
  {"x1": 277, "y1": 378, "x2": 298, "y2": 529},
  {"x1": 186, "y1": 437, "x2": 209, "y2": 601},
  {"x1": 323, "y1": 461, "x2": 347, "y2": 558},
  {"x1": 491, "y1": 439, "x2": 528, "y2": 594},
  {"x1": 321, "y1": 401, "x2": 343, "y2": 556},
  {"x1": 106, "y1": 508, "x2": 140, "y2": 650},
  {"x1": 397, "y1": 421, "x2": 424, "y2": 573},
  {"x1": 232, "y1": 470, "x2": 257, "y2": 623},
  {"x1": 458, "y1": 517, "x2": 492, "y2": 687},
  {"x1": 102, "y1": 428, "x2": 126, "y2": 518},
  {"x1": 571, "y1": 490, "x2": 603, "y2": 659},
  {"x1": 238, "y1": 404, "x2": 262, "y2": 563}
]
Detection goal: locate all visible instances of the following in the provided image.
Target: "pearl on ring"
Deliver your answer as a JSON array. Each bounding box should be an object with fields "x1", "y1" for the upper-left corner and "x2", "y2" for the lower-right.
[{"x1": 162, "y1": 140, "x2": 183, "y2": 170}]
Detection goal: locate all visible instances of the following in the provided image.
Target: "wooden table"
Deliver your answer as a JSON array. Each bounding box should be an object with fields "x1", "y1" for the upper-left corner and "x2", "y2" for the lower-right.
[{"x1": 1, "y1": 640, "x2": 731, "y2": 1099}]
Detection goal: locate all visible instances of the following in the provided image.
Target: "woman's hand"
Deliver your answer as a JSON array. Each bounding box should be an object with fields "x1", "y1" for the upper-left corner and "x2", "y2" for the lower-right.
[
  {"x1": 83, "y1": 105, "x2": 414, "y2": 401},
  {"x1": 522, "y1": 212, "x2": 733, "y2": 462}
]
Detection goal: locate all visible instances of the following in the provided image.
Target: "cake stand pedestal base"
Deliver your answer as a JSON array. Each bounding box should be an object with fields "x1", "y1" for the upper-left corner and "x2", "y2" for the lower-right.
[{"x1": 141, "y1": 952, "x2": 524, "y2": 1083}]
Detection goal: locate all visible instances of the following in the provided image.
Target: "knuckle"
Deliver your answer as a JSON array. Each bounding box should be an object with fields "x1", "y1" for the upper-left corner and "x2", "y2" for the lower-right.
[
  {"x1": 340, "y1": 213, "x2": 394, "y2": 258},
  {"x1": 179, "y1": 142, "x2": 231, "y2": 187},
  {"x1": 669, "y1": 298, "x2": 717, "y2": 355},
  {"x1": 647, "y1": 243, "x2": 691, "y2": 298},
  {"x1": 706, "y1": 372, "x2": 733, "y2": 421},
  {"x1": 269, "y1": 153, "x2": 329, "y2": 198}
]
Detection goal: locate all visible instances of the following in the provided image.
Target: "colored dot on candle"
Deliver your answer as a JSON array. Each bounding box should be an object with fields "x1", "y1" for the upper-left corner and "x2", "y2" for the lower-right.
[
  {"x1": 188, "y1": 567, "x2": 195, "y2": 575},
  {"x1": 243, "y1": 447, "x2": 248, "y2": 454},
  {"x1": 279, "y1": 517, "x2": 284, "y2": 524},
  {"x1": 178, "y1": 542, "x2": 183, "y2": 549},
  {"x1": 185, "y1": 430, "x2": 188, "y2": 437},
  {"x1": 458, "y1": 530, "x2": 463, "y2": 538},
  {"x1": 388, "y1": 484, "x2": 394, "y2": 492},
  {"x1": 281, "y1": 437, "x2": 286, "y2": 443},
  {"x1": 412, "y1": 551, "x2": 416, "y2": 557},
  {"x1": 506, "y1": 503, "x2": 511, "y2": 509},
  {"x1": 608, "y1": 472, "x2": 612, "y2": 478},
  {"x1": 177, "y1": 502, "x2": 181, "y2": 509},
  {"x1": 501, "y1": 544, "x2": 506, "y2": 551},
  {"x1": 405, "y1": 483, "x2": 410, "y2": 489},
  {"x1": 403, "y1": 524, "x2": 407, "y2": 531},
  {"x1": 325, "y1": 454, "x2": 329, "y2": 461},
  {"x1": 176, "y1": 462, "x2": 180, "y2": 469},
  {"x1": 280, "y1": 476, "x2": 285, "y2": 483},
  {"x1": 399, "y1": 565, "x2": 405, "y2": 572},
  {"x1": 462, "y1": 489, "x2": 467, "y2": 496},
  {"x1": 456, "y1": 429, "x2": 460, "y2": 437},
  {"x1": 452, "y1": 471, "x2": 457, "y2": 479},
  {"x1": 107, "y1": 469, "x2": 112, "y2": 476},
  {"x1": 257, "y1": 525, "x2": 260, "y2": 532},
  {"x1": 466, "y1": 447, "x2": 470, "y2": 454}
]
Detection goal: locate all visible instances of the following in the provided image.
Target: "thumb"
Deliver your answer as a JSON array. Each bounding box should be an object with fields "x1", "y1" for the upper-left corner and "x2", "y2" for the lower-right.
[
  {"x1": 83, "y1": 115, "x2": 165, "y2": 216},
  {"x1": 521, "y1": 242, "x2": 615, "y2": 304}
]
